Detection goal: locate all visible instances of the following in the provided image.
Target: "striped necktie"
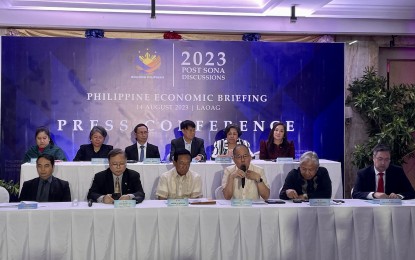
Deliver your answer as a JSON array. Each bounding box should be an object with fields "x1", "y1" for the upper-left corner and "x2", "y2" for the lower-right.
[{"x1": 115, "y1": 177, "x2": 120, "y2": 193}]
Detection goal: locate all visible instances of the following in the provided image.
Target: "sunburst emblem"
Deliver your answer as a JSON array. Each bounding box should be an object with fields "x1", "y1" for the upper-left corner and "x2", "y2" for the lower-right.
[{"x1": 135, "y1": 49, "x2": 161, "y2": 74}]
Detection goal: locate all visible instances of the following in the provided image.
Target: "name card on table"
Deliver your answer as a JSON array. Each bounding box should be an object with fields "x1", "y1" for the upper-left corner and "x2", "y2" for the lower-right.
[
  {"x1": 373, "y1": 199, "x2": 402, "y2": 205},
  {"x1": 309, "y1": 199, "x2": 331, "y2": 206},
  {"x1": 189, "y1": 199, "x2": 217, "y2": 205},
  {"x1": 276, "y1": 157, "x2": 294, "y2": 163},
  {"x1": 114, "y1": 200, "x2": 136, "y2": 208},
  {"x1": 215, "y1": 157, "x2": 232, "y2": 163},
  {"x1": 18, "y1": 201, "x2": 38, "y2": 209},
  {"x1": 231, "y1": 199, "x2": 253, "y2": 207},
  {"x1": 167, "y1": 198, "x2": 189, "y2": 206},
  {"x1": 143, "y1": 158, "x2": 161, "y2": 164},
  {"x1": 91, "y1": 158, "x2": 108, "y2": 164}
]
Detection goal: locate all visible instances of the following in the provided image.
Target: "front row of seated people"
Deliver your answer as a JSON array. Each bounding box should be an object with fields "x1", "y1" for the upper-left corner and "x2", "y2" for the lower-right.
[
  {"x1": 19, "y1": 143, "x2": 415, "y2": 203},
  {"x1": 23, "y1": 120, "x2": 294, "y2": 163}
]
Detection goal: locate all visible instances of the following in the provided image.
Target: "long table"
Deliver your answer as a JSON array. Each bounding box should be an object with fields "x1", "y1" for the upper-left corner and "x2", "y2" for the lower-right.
[
  {"x1": 1, "y1": 199, "x2": 414, "y2": 260},
  {"x1": 20, "y1": 159, "x2": 343, "y2": 200}
]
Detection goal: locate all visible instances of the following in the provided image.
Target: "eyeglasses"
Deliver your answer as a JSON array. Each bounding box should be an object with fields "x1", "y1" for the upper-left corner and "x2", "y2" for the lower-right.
[
  {"x1": 233, "y1": 154, "x2": 250, "y2": 160},
  {"x1": 111, "y1": 162, "x2": 126, "y2": 167}
]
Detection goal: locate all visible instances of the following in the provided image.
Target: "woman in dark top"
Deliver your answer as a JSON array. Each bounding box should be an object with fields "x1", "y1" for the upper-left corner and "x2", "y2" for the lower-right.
[
  {"x1": 73, "y1": 126, "x2": 113, "y2": 161},
  {"x1": 259, "y1": 122, "x2": 295, "y2": 160},
  {"x1": 23, "y1": 127, "x2": 67, "y2": 163}
]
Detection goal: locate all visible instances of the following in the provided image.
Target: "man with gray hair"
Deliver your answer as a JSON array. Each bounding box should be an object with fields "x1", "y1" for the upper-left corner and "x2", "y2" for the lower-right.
[
  {"x1": 87, "y1": 148, "x2": 145, "y2": 204},
  {"x1": 279, "y1": 151, "x2": 332, "y2": 200}
]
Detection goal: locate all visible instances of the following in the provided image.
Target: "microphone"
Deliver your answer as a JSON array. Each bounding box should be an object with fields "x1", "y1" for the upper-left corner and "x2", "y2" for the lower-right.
[
  {"x1": 240, "y1": 165, "x2": 247, "y2": 189},
  {"x1": 88, "y1": 199, "x2": 93, "y2": 207}
]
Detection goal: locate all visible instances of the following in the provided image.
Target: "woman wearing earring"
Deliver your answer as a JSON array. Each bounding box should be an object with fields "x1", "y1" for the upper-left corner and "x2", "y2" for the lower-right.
[
  {"x1": 73, "y1": 126, "x2": 113, "y2": 161},
  {"x1": 260, "y1": 122, "x2": 295, "y2": 160}
]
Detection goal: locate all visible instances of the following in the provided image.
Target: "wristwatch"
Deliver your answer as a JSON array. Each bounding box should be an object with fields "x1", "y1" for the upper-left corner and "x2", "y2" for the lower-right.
[{"x1": 256, "y1": 178, "x2": 263, "y2": 183}]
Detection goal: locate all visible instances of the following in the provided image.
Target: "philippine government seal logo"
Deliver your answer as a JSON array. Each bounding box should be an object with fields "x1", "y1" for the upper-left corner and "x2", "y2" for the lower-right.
[{"x1": 135, "y1": 49, "x2": 161, "y2": 74}]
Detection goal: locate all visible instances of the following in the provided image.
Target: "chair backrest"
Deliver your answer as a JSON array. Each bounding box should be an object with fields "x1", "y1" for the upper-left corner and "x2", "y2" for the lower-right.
[
  {"x1": 0, "y1": 186, "x2": 10, "y2": 203},
  {"x1": 215, "y1": 186, "x2": 225, "y2": 200}
]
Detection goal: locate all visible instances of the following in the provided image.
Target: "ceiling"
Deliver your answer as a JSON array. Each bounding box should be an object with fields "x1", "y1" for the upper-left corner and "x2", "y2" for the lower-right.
[{"x1": 1, "y1": 0, "x2": 415, "y2": 35}]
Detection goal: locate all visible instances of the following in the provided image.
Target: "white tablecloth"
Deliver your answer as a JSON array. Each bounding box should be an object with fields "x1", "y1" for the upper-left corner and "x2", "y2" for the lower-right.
[
  {"x1": 20, "y1": 159, "x2": 343, "y2": 200},
  {"x1": 1, "y1": 200, "x2": 414, "y2": 260}
]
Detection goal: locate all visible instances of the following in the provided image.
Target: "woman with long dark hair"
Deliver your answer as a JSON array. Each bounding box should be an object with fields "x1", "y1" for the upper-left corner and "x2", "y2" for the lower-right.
[{"x1": 259, "y1": 122, "x2": 295, "y2": 160}]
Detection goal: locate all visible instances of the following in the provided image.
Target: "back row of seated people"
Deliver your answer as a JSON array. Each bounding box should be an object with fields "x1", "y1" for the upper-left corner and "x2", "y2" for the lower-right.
[
  {"x1": 22, "y1": 120, "x2": 295, "y2": 163},
  {"x1": 19, "y1": 143, "x2": 415, "y2": 203}
]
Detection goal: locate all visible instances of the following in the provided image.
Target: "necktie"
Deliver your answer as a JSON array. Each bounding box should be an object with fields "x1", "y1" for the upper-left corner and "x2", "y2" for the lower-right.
[
  {"x1": 39, "y1": 180, "x2": 49, "y2": 202},
  {"x1": 115, "y1": 177, "x2": 120, "y2": 193},
  {"x1": 377, "y1": 172, "x2": 384, "y2": 193},
  {"x1": 139, "y1": 145, "x2": 145, "y2": 162}
]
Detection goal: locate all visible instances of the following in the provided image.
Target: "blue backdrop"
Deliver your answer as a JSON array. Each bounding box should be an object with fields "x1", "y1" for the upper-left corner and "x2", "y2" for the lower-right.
[{"x1": 1, "y1": 36, "x2": 344, "y2": 181}]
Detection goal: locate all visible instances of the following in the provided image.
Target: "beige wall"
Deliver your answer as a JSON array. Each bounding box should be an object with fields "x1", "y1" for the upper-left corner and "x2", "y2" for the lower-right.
[{"x1": 337, "y1": 36, "x2": 379, "y2": 197}]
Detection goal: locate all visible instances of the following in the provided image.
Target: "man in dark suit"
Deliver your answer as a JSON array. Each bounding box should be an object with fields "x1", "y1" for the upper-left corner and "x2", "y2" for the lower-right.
[
  {"x1": 125, "y1": 123, "x2": 160, "y2": 162},
  {"x1": 169, "y1": 120, "x2": 206, "y2": 161},
  {"x1": 87, "y1": 148, "x2": 145, "y2": 204},
  {"x1": 19, "y1": 154, "x2": 71, "y2": 202},
  {"x1": 352, "y1": 143, "x2": 415, "y2": 200}
]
